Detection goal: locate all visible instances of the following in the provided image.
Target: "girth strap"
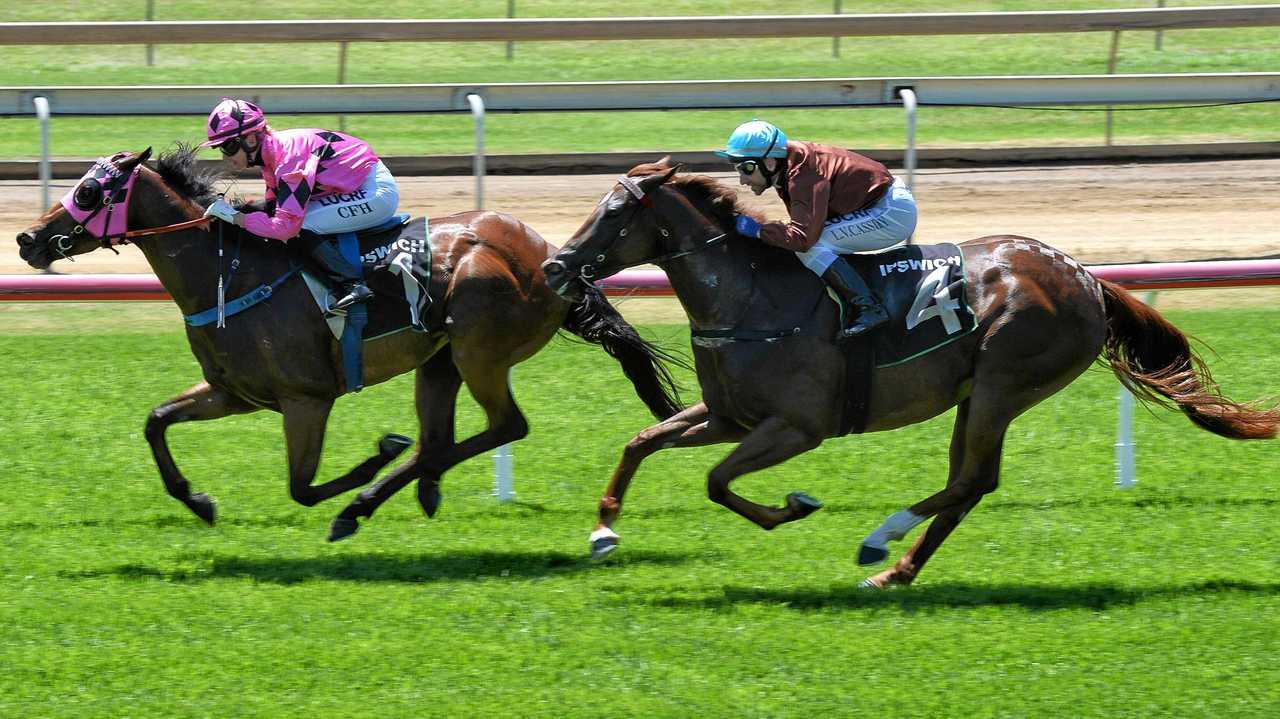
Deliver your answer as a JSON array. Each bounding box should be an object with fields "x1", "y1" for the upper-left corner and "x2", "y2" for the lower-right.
[{"x1": 337, "y1": 231, "x2": 368, "y2": 394}]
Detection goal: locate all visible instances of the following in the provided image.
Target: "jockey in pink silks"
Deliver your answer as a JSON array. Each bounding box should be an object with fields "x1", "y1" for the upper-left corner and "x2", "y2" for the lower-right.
[{"x1": 199, "y1": 98, "x2": 401, "y2": 310}]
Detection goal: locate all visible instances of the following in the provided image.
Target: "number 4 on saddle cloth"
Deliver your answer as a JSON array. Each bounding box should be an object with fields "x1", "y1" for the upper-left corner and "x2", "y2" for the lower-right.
[
  {"x1": 837, "y1": 243, "x2": 978, "y2": 434},
  {"x1": 299, "y1": 213, "x2": 434, "y2": 394}
]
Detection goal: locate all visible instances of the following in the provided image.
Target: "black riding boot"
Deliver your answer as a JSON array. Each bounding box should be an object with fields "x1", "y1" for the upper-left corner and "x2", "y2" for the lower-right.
[
  {"x1": 301, "y1": 236, "x2": 372, "y2": 311},
  {"x1": 821, "y1": 257, "x2": 888, "y2": 340}
]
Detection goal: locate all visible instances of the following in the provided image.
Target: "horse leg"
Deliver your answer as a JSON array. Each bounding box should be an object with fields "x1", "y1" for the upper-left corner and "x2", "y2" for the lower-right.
[
  {"x1": 280, "y1": 396, "x2": 404, "y2": 508},
  {"x1": 145, "y1": 381, "x2": 256, "y2": 524},
  {"x1": 859, "y1": 394, "x2": 1014, "y2": 587},
  {"x1": 705, "y1": 416, "x2": 826, "y2": 530},
  {"x1": 861, "y1": 494, "x2": 986, "y2": 589},
  {"x1": 415, "y1": 360, "x2": 530, "y2": 516},
  {"x1": 590, "y1": 403, "x2": 748, "y2": 559},
  {"x1": 329, "y1": 351, "x2": 462, "y2": 541}
]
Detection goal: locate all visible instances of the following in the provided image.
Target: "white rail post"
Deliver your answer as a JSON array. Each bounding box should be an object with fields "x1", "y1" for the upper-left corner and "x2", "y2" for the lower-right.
[
  {"x1": 466, "y1": 92, "x2": 486, "y2": 210},
  {"x1": 33, "y1": 95, "x2": 51, "y2": 212},
  {"x1": 1115, "y1": 290, "x2": 1158, "y2": 488},
  {"x1": 467, "y1": 91, "x2": 511, "y2": 502},
  {"x1": 898, "y1": 87, "x2": 917, "y2": 193},
  {"x1": 492, "y1": 370, "x2": 515, "y2": 504}
]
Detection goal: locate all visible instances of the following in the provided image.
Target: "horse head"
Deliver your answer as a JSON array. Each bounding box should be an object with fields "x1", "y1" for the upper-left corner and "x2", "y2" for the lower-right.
[
  {"x1": 15, "y1": 147, "x2": 177, "y2": 269},
  {"x1": 544, "y1": 158, "x2": 701, "y2": 297}
]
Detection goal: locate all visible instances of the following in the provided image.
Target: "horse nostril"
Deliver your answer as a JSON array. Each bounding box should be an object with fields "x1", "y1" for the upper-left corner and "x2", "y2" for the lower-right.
[
  {"x1": 542, "y1": 259, "x2": 565, "y2": 279},
  {"x1": 16, "y1": 232, "x2": 33, "y2": 248}
]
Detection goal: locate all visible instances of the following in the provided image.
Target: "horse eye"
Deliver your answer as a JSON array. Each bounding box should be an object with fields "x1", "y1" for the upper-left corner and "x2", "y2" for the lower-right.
[
  {"x1": 603, "y1": 199, "x2": 626, "y2": 218},
  {"x1": 73, "y1": 179, "x2": 102, "y2": 210}
]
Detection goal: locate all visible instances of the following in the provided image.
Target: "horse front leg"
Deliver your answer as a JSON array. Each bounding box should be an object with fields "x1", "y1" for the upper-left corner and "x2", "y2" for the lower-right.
[
  {"x1": 590, "y1": 402, "x2": 744, "y2": 559},
  {"x1": 280, "y1": 397, "x2": 407, "y2": 508},
  {"x1": 145, "y1": 381, "x2": 258, "y2": 525},
  {"x1": 705, "y1": 416, "x2": 825, "y2": 531}
]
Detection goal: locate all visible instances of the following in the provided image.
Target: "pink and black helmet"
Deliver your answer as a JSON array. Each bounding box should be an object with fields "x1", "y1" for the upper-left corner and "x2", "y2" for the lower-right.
[{"x1": 200, "y1": 98, "x2": 267, "y2": 148}]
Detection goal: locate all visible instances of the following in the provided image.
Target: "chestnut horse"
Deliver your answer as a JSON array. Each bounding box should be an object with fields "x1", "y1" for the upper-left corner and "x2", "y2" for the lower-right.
[
  {"x1": 541, "y1": 159, "x2": 1278, "y2": 587},
  {"x1": 16, "y1": 147, "x2": 684, "y2": 542}
]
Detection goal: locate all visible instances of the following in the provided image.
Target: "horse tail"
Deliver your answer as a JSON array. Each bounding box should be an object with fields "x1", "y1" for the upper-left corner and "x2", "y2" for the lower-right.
[
  {"x1": 561, "y1": 283, "x2": 688, "y2": 420},
  {"x1": 1098, "y1": 279, "x2": 1279, "y2": 440}
]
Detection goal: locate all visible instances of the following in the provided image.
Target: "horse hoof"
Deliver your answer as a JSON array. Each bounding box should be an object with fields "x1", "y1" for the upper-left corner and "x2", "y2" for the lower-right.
[
  {"x1": 589, "y1": 527, "x2": 620, "y2": 561},
  {"x1": 188, "y1": 492, "x2": 217, "y2": 526},
  {"x1": 786, "y1": 491, "x2": 823, "y2": 518},
  {"x1": 590, "y1": 537, "x2": 619, "y2": 561},
  {"x1": 379, "y1": 433, "x2": 413, "y2": 457},
  {"x1": 328, "y1": 517, "x2": 359, "y2": 542},
  {"x1": 419, "y1": 479, "x2": 442, "y2": 518},
  {"x1": 857, "y1": 543, "x2": 889, "y2": 566}
]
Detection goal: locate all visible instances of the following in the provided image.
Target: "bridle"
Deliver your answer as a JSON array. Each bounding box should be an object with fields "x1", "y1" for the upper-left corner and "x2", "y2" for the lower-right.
[
  {"x1": 576, "y1": 174, "x2": 727, "y2": 281},
  {"x1": 50, "y1": 160, "x2": 211, "y2": 261}
]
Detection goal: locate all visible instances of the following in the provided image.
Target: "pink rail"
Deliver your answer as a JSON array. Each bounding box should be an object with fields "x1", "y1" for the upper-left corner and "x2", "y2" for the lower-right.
[{"x1": 3, "y1": 259, "x2": 1280, "y2": 301}]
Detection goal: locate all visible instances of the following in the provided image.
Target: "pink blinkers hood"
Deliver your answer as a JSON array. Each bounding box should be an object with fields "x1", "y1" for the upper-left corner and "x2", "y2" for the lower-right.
[{"x1": 59, "y1": 153, "x2": 140, "y2": 241}]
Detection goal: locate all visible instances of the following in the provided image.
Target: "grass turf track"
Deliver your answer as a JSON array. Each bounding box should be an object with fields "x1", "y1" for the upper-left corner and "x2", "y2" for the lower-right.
[
  {"x1": 0, "y1": 301, "x2": 1276, "y2": 716},
  {"x1": 0, "y1": 1, "x2": 1278, "y2": 158}
]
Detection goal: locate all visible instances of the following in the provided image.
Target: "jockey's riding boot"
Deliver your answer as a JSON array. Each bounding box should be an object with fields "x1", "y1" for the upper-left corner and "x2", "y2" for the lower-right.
[
  {"x1": 821, "y1": 257, "x2": 888, "y2": 340},
  {"x1": 305, "y1": 238, "x2": 372, "y2": 311}
]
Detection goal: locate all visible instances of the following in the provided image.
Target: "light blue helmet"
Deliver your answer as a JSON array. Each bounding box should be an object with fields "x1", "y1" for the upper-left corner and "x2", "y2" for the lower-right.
[{"x1": 714, "y1": 120, "x2": 788, "y2": 161}]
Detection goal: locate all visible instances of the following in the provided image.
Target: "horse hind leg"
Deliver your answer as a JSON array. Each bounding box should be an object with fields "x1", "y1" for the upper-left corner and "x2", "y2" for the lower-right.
[
  {"x1": 145, "y1": 381, "x2": 257, "y2": 525},
  {"x1": 415, "y1": 358, "x2": 530, "y2": 517},
  {"x1": 329, "y1": 350, "x2": 462, "y2": 541}
]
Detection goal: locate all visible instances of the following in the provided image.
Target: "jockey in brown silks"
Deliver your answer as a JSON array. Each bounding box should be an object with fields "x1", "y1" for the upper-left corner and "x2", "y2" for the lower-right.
[{"x1": 717, "y1": 119, "x2": 919, "y2": 339}]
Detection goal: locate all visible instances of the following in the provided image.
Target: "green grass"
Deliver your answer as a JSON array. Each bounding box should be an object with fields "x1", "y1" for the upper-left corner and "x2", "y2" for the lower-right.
[
  {"x1": 0, "y1": 1, "x2": 1278, "y2": 158},
  {"x1": 0, "y1": 302, "x2": 1277, "y2": 716}
]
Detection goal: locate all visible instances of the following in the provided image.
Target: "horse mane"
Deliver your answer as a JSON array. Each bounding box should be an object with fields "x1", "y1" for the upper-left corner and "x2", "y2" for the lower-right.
[
  {"x1": 155, "y1": 143, "x2": 223, "y2": 207},
  {"x1": 626, "y1": 160, "x2": 792, "y2": 264}
]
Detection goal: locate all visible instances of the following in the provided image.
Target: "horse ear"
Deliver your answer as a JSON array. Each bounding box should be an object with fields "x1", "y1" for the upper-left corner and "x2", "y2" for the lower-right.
[
  {"x1": 640, "y1": 161, "x2": 679, "y2": 190},
  {"x1": 117, "y1": 147, "x2": 153, "y2": 173}
]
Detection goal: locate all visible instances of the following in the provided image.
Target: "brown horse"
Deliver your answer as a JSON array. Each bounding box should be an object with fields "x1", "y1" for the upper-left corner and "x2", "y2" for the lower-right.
[
  {"x1": 16, "y1": 147, "x2": 684, "y2": 541},
  {"x1": 541, "y1": 159, "x2": 1278, "y2": 587}
]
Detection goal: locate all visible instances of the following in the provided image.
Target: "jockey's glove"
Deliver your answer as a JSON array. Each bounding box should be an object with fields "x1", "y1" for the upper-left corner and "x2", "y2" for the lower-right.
[
  {"x1": 734, "y1": 214, "x2": 761, "y2": 239},
  {"x1": 203, "y1": 198, "x2": 239, "y2": 224}
]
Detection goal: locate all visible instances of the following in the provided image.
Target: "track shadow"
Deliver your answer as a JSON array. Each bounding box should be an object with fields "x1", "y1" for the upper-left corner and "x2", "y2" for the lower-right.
[
  {"x1": 645, "y1": 579, "x2": 1280, "y2": 612},
  {"x1": 60, "y1": 548, "x2": 689, "y2": 585}
]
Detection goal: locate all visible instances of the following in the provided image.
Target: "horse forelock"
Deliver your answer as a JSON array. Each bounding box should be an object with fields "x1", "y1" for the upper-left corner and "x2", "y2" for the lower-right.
[{"x1": 155, "y1": 143, "x2": 223, "y2": 207}]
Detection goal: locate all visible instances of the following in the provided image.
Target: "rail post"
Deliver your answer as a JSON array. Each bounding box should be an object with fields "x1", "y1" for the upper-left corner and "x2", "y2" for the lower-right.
[{"x1": 33, "y1": 95, "x2": 51, "y2": 212}]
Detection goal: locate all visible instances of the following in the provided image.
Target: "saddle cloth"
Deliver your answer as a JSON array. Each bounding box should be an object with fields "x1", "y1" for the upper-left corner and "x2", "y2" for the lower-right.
[
  {"x1": 302, "y1": 215, "x2": 435, "y2": 341},
  {"x1": 847, "y1": 242, "x2": 978, "y2": 368},
  {"x1": 838, "y1": 242, "x2": 978, "y2": 434}
]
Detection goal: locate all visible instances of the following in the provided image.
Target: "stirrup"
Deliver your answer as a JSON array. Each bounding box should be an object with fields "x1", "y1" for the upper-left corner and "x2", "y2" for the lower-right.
[{"x1": 330, "y1": 284, "x2": 372, "y2": 311}]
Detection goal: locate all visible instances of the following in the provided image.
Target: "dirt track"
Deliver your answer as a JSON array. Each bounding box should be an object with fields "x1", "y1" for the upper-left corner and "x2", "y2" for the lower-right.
[{"x1": 3, "y1": 159, "x2": 1279, "y2": 319}]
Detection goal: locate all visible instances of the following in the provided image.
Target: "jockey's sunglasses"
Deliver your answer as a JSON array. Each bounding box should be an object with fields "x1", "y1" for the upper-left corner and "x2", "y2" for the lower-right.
[
  {"x1": 217, "y1": 137, "x2": 243, "y2": 157},
  {"x1": 733, "y1": 159, "x2": 760, "y2": 175}
]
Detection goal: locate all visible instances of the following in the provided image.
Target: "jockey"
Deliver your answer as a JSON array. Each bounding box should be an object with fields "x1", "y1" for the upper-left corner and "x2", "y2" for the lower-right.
[
  {"x1": 199, "y1": 98, "x2": 401, "y2": 311},
  {"x1": 717, "y1": 119, "x2": 918, "y2": 339}
]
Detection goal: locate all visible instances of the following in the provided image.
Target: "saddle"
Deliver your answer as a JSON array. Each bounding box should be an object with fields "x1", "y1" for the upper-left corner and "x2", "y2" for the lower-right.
[{"x1": 298, "y1": 214, "x2": 436, "y2": 393}]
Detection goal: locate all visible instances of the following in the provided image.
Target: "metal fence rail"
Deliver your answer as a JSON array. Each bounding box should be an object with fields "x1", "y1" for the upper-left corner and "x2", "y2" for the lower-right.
[
  {"x1": 4, "y1": 73, "x2": 1279, "y2": 117},
  {"x1": 2, "y1": 6, "x2": 1278, "y2": 45}
]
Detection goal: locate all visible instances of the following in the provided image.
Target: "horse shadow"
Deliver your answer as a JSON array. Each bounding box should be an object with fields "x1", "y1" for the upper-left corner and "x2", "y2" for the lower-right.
[
  {"x1": 647, "y1": 578, "x2": 1280, "y2": 612},
  {"x1": 62, "y1": 548, "x2": 690, "y2": 585}
]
